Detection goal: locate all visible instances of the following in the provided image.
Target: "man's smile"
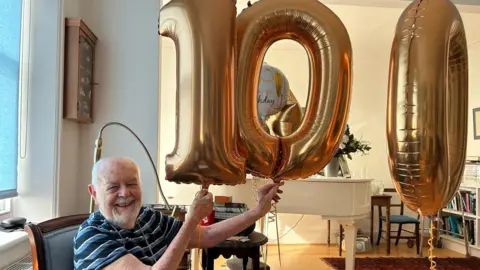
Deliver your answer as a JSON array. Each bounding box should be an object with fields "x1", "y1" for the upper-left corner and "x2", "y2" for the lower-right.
[{"x1": 115, "y1": 199, "x2": 134, "y2": 208}]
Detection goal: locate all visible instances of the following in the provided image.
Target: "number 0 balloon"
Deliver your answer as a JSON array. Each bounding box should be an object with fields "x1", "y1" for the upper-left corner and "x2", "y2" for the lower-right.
[
  {"x1": 386, "y1": 0, "x2": 468, "y2": 216},
  {"x1": 236, "y1": 0, "x2": 352, "y2": 180}
]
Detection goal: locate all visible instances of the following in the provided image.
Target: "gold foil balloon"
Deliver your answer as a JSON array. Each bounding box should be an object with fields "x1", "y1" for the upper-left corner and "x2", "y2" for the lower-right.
[
  {"x1": 257, "y1": 63, "x2": 290, "y2": 120},
  {"x1": 159, "y1": 0, "x2": 246, "y2": 186},
  {"x1": 272, "y1": 103, "x2": 303, "y2": 136},
  {"x1": 386, "y1": 0, "x2": 468, "y2": 216},
  {"x1": 265, "y1": 91, "x2": 304, "y2": 137},
  {"x1": 286, "y1": 90, "x2": 300, "y2": 106},
  {"x1": 236, "y1": 0, "x2": 352, "y2": 180}
]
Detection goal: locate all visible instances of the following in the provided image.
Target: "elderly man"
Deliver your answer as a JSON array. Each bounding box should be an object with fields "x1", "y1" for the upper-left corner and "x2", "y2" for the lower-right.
[{"x1": 73, "y1": 157, "x2": 283, "y2": 270}]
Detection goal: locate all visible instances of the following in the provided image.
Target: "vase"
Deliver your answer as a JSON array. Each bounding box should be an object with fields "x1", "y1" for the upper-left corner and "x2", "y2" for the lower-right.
[
  {"x1": 372, "y1": 179, "x2": 384, "y2": 195},
  {"x1": 324, "y1": 157, "x2": 340, "y2": 177}
]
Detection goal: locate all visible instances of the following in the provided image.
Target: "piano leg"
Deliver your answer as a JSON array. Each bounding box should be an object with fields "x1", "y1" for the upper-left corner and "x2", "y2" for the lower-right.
[{"x1": 340, "y1": 220, "x2": 357, "y2": 270}]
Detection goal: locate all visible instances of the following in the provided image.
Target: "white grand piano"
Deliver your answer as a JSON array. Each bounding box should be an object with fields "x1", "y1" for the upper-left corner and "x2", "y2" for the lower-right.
[
  {"x1": 201, "y1": 176, "x2": 373, "y2": 270},
  {"x1": 182, "y1": 175, "x2": 373, "y2": 270},
  {"x1": 273, "y1": 177, "x2": 372, "y2": 270}
]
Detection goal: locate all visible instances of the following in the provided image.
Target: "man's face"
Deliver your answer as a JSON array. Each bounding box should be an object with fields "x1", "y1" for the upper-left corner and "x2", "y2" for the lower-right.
[{"x1": 89, "y1": 159, "x2": 143, "y2": 229}]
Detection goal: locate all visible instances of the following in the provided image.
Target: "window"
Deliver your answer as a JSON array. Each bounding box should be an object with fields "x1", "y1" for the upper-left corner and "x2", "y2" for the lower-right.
[
  {"x1": 0, "y1": 0, "x2": 22, "y2": 200},
  {"x1": 0, "y1": 199, "x2": 11, "y2": 215}
]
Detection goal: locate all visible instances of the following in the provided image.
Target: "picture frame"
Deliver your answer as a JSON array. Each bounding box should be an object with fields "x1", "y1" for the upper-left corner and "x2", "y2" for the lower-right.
[
  {"x1": 63, "y1": 18, "x2": 98, "y2": 123},
  {"x1": 339, "y1": 155, "x2": 351, "y2": 178},
  {"x1": 474, "y1": 108, "x2": 480, "y2": 140}
]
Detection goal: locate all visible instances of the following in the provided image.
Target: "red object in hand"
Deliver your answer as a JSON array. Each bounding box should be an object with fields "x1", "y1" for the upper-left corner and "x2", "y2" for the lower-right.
[{"x1": 200, "y1": 210, "x2": 215, "y2": 226}]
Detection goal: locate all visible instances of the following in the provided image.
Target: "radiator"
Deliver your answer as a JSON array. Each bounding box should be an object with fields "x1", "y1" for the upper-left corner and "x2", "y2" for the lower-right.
[{"x1": 3, "y1": 255, "x2": 32, "y2": 270}]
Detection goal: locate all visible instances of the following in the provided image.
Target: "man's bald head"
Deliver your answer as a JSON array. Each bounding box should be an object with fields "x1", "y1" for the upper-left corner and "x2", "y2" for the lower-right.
[
  {"x1": 88, "y1": 157, "x2": 143, "y2": 229},
  {"x1": 91, "y1": 157, "x2": 140, "y2": 187}
]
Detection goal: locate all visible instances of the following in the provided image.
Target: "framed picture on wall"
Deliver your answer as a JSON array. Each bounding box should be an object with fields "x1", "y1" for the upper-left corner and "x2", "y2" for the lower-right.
[
  {"x1": 339, "y1": 155, "x2": 351, "y2": 178},
  {"x1": 63, "y1": 18, "x2": 98, "y2": 123},
  {"x1": 474, "y1": 108, "x2": 480, "y2": 140}
]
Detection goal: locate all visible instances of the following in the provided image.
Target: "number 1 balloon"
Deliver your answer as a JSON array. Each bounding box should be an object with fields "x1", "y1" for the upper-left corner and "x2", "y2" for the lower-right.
[{"x1": 158, "y1": 0, "x2": 246, "y2": 186}]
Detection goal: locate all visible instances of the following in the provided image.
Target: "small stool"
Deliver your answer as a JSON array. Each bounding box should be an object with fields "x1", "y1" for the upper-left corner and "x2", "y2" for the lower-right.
[{"x1": 201, "y1": 231, "x2": 268, "y2": 270}]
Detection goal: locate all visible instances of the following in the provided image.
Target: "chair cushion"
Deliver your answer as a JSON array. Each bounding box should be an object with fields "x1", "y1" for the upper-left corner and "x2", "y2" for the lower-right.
[
  {"x1": 380, "y1": 215, "x2": 420, "y2": 224},
  {"x1": 42, "y1": 225, "x2": 81, "y2": 270}
]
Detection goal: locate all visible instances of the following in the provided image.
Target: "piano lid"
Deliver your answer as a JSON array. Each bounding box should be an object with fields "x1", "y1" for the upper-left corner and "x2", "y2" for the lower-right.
[{"x1": 273, "y1": 177, "x2": 373, "y2": 219}]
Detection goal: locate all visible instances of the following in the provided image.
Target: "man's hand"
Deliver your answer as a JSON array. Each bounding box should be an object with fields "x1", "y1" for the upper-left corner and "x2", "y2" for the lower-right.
[
  {"x1": 254, "y1": 181, "x2": 284, "y2": 217},
  {"x1": 188, "y1": 189, "x2": 214, "y2": 224},
  {"x1": 188, "y1": 181, "x2": 284, "y2": 249}
]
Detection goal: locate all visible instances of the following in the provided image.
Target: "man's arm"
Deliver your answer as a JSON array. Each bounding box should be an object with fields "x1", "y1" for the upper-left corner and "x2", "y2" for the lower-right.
[
  {"x1": 103, "y1": 217, "x2": 198, "y2": 270},
  {"x1": 189, "y1": 182, "x2": 283, "y2": 249},
  {"x1": 151, "y1": 217, "x2": 198, "y2": 270},
  {"x1": 103, "y1": 190, "x2": 212, "y2": 270},
  {"x1": 188, "y1": 208, "x2": 262, "y2": 248},
  {"x1": 101, "y1": 254, "x2": 151, "y2": 270}
]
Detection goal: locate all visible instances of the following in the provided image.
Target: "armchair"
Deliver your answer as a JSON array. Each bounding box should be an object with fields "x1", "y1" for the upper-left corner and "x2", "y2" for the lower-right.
[{"x1": 24, "y1": 214, "x2": 89, "y2": 270}]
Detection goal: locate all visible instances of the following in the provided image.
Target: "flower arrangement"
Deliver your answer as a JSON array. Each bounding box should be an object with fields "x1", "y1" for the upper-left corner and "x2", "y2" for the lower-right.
[{"x1": 334, "y1": 125, "x2": 371, "y2": 160}]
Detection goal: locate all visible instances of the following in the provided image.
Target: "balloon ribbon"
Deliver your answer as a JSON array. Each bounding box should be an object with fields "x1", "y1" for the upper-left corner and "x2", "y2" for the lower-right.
[{"x1": 428, "y1": 218, "x2": 436, "y2": 270}]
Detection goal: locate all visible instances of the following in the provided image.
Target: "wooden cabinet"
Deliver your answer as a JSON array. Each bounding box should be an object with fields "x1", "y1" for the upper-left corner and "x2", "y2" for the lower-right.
[{"x1": 63, "y1": 18, "x2": 97, "y2": 123}]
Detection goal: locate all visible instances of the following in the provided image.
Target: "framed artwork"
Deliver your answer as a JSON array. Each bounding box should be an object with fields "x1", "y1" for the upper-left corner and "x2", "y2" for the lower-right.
[
  {"x1": 63, "y1": 18, "x2": 98, "y2": 123},
  {"x1": 339, "y1": 155, "x2": 351, "y2": 178},
  {"x1": 474, "y1": 108, "x2": 480, "y2": 140}
]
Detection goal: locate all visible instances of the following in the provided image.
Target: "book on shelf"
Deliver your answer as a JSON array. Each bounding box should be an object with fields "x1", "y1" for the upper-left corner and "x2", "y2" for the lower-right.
[
  {"x1": 444, "y1": 190, "x2": 476, "y2": 215},
  {"x1": 440, "y1": 215, "x2": 476, "y2": 245},
  {"x1": 439, "y1": 157, "x2": 478, "y2": 247}
]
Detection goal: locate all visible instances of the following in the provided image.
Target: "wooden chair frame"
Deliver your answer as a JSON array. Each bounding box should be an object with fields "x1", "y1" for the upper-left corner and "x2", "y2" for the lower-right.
[
  {"x1": 24, "y1": 214, "x2": 90, "y2": 270},
  {"x1": 377, "y1": 188, "x2": 420, "y2": 254},
  {"x1": 23, "y1": 206, "x2": 192, "y2": 270}
]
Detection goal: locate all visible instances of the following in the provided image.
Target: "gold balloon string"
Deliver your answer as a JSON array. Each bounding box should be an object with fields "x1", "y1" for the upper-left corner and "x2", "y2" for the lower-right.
[
  {"x1": 268, "y1": 202, "x2": 282, "y2": 267},
  {"x1": 268, "y1": 203, "x2": 277, "y2": 223},
  {"x1": 264, "y1": 211, "x2": 270, "y2": 270},
  {"x1": 251, "y1": 175, "x2": 282, "y2": 268},
  {"x1": 428, "y1": 216, "x2": 437, "y2": 270},
  {"x1": 251, "y1": 176, "x2": 269, "y2": 270},
  {"x1": 252, "y1": 176, "x2": 259, "y2": 203}
]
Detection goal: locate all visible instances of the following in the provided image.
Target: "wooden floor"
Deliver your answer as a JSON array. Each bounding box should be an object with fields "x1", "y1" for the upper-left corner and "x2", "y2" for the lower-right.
[{"x1": 209, "y1": 242, "x2": 464, "y2": 270}]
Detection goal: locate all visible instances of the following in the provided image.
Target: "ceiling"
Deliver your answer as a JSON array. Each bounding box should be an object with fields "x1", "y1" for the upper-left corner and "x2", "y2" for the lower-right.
[
  {"x1": 239, "y1": 0, "x2": 480, "y2": 13},
  {"x1": 318, "y1": 0, "x2": 480, "y2": 5},
  {"x1": 311, "y1": 0, "x2": 480, "y2": 13},
  {"x1": 402, "y1": 0, "x2": 480, "y2": 5}
]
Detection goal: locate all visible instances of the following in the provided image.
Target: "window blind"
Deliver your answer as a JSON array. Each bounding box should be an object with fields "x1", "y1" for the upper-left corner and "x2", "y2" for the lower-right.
[{"x1": 0, "y1": 0, "x2": 22, "y2": 200}]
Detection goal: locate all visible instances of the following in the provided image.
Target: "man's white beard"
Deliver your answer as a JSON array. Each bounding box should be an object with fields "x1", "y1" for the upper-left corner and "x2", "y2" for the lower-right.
[{"x1": 109, "y1": 200, "x2": 141, "y2": 228}]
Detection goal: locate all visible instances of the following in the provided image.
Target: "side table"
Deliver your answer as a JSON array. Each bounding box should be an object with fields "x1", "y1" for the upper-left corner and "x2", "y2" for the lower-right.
[{"x1": 202, "y1": 231, "x2": 268, "y2": 270}]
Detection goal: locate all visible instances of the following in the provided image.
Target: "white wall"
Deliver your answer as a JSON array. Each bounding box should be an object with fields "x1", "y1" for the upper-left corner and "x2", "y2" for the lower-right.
[
  {"x1": 12, "y1": 0, "x2": 162, "y2": 221},
  {"x1": 159, "y1": 1, "x2": 480, "y2": 244},
  {"x1": 57, "y1": 0, "x2": 83, "y2": 217},
  {"x1": 76, "y1": 0, "x2": 162, "y2": 213}
]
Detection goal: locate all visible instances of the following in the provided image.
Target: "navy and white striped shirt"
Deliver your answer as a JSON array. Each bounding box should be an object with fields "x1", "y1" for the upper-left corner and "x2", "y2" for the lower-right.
[{"x1": 73, "y1": 206, "x2": 183, "y2": 270}]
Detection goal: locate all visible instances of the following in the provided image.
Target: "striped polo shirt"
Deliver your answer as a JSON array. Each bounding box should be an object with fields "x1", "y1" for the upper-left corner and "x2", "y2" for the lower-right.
[{"x1": 73, "y1": 206, "x2": 183, "y2": 270}]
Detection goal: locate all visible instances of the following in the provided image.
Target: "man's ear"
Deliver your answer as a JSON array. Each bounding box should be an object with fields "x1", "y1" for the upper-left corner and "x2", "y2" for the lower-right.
[{"x1": 88, "y1": 184, "x2": 98, "y2": 204}]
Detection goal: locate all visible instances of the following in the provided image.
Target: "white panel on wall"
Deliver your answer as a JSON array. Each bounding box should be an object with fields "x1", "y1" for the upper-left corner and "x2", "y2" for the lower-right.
[{"x1": 76, "y1": 0, "x2": 162, "y2": 212}]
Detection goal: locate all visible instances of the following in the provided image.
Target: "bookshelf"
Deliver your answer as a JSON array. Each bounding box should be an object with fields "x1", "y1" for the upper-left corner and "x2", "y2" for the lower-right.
[{"x1": 438, "y1": 160, "x2": 480, "y2": 256}]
